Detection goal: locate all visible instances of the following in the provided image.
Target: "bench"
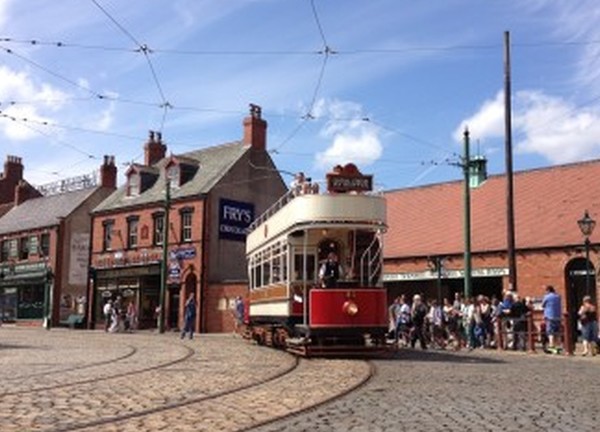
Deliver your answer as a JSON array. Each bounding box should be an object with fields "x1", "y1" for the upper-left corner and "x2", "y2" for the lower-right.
[{"x1": 61, "y1": 314, "x2": 84, "y2": 329}]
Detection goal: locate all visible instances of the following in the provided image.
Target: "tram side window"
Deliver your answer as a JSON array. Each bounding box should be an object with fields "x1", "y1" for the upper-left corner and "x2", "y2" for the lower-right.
[
  {"x1": 293, "y1": 254, "x2": 316, "y2": 283},
  {"x1": 252, "y1": 261, "x2": 262, "y2": 290}
]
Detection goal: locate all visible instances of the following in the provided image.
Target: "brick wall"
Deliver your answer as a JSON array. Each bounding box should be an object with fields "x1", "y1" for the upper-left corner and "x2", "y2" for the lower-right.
[{"x1": 204, "y1": 282, "x2": 247, "y2": 333}]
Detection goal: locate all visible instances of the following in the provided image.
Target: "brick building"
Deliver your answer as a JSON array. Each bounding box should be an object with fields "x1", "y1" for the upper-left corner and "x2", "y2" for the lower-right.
[
  {"x1": 88, "y1": 106, "x2": 287, "y2": 333},
  {"x1": 383, "y1": 159, "x2": 600, "y2": 336},
  {"x1": 0, "y1": 156, "x2": 117, "y2": 325},
  {"x1": 0, "y1": 155, "x2": 42, "y2": 218}
]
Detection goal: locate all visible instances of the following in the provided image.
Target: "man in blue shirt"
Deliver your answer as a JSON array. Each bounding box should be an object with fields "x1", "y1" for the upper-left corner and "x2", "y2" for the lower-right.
[{"x1": 541, "y1": 285, "x2": 562, "y2": 352}]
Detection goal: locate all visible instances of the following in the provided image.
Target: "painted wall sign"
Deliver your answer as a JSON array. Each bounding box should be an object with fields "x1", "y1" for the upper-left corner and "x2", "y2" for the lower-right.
[
  {"x1": 383, "y1": 267, "x2": 509, "y2": 282},
  {"x1": 69, "y1": 233, "x2": 90, "y2": 286},
  {"x1": 219, "y1": 198, "x2": 254, "y2": 241}
]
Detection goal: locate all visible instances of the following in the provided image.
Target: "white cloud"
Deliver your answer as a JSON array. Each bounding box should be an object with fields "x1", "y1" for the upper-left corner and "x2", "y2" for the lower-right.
[
  {"x1": 0, "y1": 66, "x2": 67, "y2": 141},
  {"x1": 454, "y1": 89, "x2": 600, "y2": 164},
  {"x1": 453, "y1": 91, "x2": 504, "y2": 142},
  {"x1": 313, "y1": 99, "x2": 383, "y2": 169},
  {"x1": 0, "y1": 0, "x2": 10, "y2": 28}
]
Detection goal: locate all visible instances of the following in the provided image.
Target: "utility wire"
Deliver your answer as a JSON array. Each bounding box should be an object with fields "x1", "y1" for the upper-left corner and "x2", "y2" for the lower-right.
[{"x1": 90, "y1": 0, "x2": 170, "y2": 130}]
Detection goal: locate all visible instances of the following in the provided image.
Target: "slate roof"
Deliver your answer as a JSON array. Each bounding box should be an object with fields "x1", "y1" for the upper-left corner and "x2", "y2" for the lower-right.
[
  {"x1": 0, "y1": 187, "x2": 97, "y2": 234},
  {"x1": 94, "y1": 141, "x2": 249, "y2": 213},
  {"x1": 384, "y1": 159, "x2": 600, "y2": 258}
]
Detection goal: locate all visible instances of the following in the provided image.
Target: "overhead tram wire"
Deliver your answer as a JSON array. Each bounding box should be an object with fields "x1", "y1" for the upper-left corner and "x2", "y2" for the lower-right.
[
  {"x1": 0, "y1": 116, "x2": 98, "y2": 160},
  {"x1": 271, "y1": 0, "x2": 335, "y2": 154},
  {"x1": 90, "y1": 0, "x2": 171, "y2": 132},
  {"x1": 4, "y1": 35, "x2": 600, "y2": 57}
]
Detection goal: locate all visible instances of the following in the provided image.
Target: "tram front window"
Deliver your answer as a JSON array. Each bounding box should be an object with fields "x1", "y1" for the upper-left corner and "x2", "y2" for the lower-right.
[{"x1": 293, "y1": 254, "x2": 316, "y2": 283}]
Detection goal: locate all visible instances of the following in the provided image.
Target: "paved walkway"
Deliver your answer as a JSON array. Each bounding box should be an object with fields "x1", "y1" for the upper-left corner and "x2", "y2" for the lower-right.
[{"x1": 0, "y1": 328, "x2": 370, "y2": 432}]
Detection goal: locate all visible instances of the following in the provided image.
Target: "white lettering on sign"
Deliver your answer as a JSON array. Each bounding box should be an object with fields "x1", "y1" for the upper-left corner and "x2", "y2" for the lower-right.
[{"x1": 223, "y1": 205, "x2": 253, "y2": 223}]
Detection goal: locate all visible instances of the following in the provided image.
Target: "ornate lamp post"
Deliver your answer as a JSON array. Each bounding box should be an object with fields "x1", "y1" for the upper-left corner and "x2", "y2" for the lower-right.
[{"x1": 577, "y1": 210, "x2": 596, "y2": 296}]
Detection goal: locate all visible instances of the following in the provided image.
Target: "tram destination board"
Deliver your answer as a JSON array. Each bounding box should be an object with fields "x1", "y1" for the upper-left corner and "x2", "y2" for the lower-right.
[{"x1": 326, "y1": 173, "x2": 373, "y2": 193}]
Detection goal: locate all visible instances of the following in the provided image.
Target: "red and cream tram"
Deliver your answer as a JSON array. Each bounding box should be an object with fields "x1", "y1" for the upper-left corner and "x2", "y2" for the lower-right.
[{"x1": 245, "y1": 164, "x2": 388, "y2": 356}]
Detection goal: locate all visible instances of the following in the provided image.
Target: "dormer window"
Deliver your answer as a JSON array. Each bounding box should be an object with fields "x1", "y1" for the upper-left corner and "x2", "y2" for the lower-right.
[
  {"x1": 127, "y1": 173, "x2": 140, "y2": 196},
  {"x1": 166, "y1": 164, "x2": 180, "y2": 187}
]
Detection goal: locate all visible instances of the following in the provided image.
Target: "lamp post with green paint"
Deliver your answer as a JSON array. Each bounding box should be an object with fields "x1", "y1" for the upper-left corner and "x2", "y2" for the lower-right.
[{"x1": 159, "y1": 178, "x2": 171, "y2": 334}]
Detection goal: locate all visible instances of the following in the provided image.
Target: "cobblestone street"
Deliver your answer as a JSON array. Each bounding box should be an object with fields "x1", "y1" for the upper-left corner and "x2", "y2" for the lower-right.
[{"x1": 1, "y1": 327, "x2": 598, "y2": 432}]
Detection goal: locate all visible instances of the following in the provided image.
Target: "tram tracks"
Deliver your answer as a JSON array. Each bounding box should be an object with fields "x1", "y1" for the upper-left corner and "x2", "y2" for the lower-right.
[{"x1": 1, "y1": 331, "x2": 373, "y2": 432}]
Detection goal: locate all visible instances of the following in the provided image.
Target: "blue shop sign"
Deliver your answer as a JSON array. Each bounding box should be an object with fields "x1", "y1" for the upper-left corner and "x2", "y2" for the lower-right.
[{"x1": 219, "y1": 198, "x2": 254, "y2": 241}]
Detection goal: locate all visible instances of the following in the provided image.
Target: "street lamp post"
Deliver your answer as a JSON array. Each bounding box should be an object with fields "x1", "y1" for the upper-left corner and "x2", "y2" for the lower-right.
[
  {"x1": 159, "y1": 178, "x2": 171, "y2": 334},
  {"x1": 577, "y1": 210, "x2": 596, "y2": 297}
]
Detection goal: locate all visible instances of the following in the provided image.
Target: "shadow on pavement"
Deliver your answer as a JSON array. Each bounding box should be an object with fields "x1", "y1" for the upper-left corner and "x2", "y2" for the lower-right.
[{"x1": 379, "y1": 349, "x2": 507, "y2": 364}]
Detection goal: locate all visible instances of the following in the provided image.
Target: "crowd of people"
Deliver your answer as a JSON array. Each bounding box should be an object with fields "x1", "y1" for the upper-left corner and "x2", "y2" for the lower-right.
[
  {"x1": 388, "y1": 286, "x2": 599, "y2": 356},
  {"x1": 102, "y1": 296, "x2": 137, "y2": 333}
]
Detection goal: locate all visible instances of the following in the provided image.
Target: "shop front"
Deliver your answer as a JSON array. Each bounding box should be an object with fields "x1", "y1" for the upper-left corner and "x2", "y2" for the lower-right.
[
  {"x1": 0, "y1": 262, "x2": 50, "y2": 323},
  {"x1": 94, "y1": 264, "x2": 160, "y2": 329}
]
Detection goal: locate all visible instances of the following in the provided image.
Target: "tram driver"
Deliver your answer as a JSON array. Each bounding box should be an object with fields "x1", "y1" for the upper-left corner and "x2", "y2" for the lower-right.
[{"x1": 319, "y1": 252, "x2": 344, "y2": 288}]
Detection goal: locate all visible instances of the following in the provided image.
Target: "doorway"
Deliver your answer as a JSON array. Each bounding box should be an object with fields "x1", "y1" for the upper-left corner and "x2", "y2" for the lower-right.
[{"x1": 565, "y1": 257, "x2": 596, "y2": 343}]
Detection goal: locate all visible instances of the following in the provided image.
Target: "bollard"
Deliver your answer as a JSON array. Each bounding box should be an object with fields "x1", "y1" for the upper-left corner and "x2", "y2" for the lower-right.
[
  {"x1": 563, "y1": 312, "x2": 574, "y2": 356},
  {"x1": 527, "y1": 313, "x2": 535, "y2": 353},
  {"x1": 496, "y1": 318, "x2": 504, "y2": 350}
]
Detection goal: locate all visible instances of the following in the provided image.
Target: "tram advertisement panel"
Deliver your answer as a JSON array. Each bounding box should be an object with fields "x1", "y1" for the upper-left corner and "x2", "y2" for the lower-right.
[{"x1": 219, "y1": 198, "x2": 254, "y2": 241}]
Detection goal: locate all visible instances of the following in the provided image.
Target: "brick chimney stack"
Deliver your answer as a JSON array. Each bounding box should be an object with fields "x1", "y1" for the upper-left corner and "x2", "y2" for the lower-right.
[
  {"x1": 100, "y1": 155, "x2": 117, "y2": 189},
  {"x1": 243, "y1": 103, "x2": 267, "y2": 151},
  {"x1": 14, "y1": 180, "x2": 38, "y2": 206},
  {"x1": 144, "y1": 130, "x2": 167, "y2": 166},
  {"x1": 0, "y1": 155, "x2": 24, "y2": 204}
]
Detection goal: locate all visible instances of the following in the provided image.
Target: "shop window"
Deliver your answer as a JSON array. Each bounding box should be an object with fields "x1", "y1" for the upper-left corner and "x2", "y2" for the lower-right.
[{"x1": 18, "y1": 285, "x2": 44, "y2": 319}]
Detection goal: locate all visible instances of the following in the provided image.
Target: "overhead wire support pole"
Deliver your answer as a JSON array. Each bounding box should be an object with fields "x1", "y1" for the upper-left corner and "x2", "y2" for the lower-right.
[
  {"x1": 159, "y1": 178, "x2": 171, "y2": 334},
  {"x1": 504, "y1": 30, "x2": 518, "y2": 292},
  {"x1": 463, "y1": 128, "x2": 472, "y2": 299}
]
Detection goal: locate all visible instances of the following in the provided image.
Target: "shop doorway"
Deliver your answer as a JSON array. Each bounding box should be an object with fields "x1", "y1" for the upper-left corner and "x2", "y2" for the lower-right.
[
  {"x1": 565, "y1": 257, "x2": 596, "y2": 343},
  {"x1": 169, "y1": 289, "x2": 180, "y2": 330},
  {"x1": 0, "y1": 287, "x2": 17, "y2": 322}
]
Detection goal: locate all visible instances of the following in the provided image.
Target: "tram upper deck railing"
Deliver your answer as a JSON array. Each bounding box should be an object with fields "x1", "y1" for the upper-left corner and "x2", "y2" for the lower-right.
[
  {"x1": 246, "y1": 181, "x2": 386, "y2": 254},
  {"x1": 248, "y1": 180, "x2": 384, "y2": 233}
]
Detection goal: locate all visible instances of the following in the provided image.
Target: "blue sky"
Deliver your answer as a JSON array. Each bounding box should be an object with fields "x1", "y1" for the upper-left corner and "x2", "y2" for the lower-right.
[{"x1": 2, "y1": 0, "x2": 600, "y2": 191}]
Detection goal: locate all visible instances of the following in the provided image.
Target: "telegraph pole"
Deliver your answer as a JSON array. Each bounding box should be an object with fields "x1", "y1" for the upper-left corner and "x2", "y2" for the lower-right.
[
  {"x1": 159, "y1": 178, "x2": 171, "y2": 333},
  {"x1": 463, "y1": 129, "x2": 472, "y2": 299},
  {"x1": 504, "y1": 30, "x2": 518, "y2": 291}
]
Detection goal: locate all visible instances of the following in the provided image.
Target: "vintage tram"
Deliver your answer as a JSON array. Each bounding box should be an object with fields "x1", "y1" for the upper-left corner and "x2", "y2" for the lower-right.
[{"x1": 245, "y1": 164, "x2": 388, "y2": 356}]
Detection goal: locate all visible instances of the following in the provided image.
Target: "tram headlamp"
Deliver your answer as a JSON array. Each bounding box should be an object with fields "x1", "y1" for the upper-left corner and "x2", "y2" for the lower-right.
[{"x1": 342, "y1": 300, "x2": 358, "y2": 316}]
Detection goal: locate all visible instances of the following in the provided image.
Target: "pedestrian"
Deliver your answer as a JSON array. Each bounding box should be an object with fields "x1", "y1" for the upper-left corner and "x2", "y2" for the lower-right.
[
  {"x1": 233, "y1": 296, "x2": 245, "y2": 336},
  {"x1": 541, "y1": 285, "x2": 562, "y2": 353},
  {"x1": 578, "y1": 295, "x2": 598, "y2": 356},
  {"x1": 388, "y1": 296, "x2": 401, "y2": 340},
  {"x1": 126, "y1": 301, "x2": 138, "y2": 332},
  {"x1": 410, "y1": 294, "x2": 428, "y2": 350},
  {"x1": 103, "y1": 299, "x2": 113, "y2": 332},
  {"x1": 181, "y1": 293, "x2": 197, "y2": 340}
]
